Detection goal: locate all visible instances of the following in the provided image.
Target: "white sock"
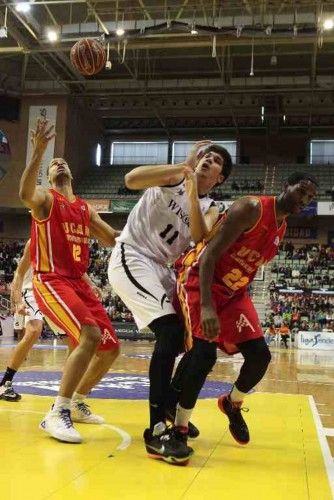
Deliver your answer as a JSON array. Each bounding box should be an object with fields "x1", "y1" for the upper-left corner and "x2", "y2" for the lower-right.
[
  {"x1": 230, "y1": 385, "x2": 247, "y2": 403},
  {"x1": 53, "y1": 396, "x2": 71, "y2": 410},
  {"x1": 175, "y1": 403, "x2": 193, "y2": 428},
  {"x1": 72, "y1": 392, "x2": 86, "y2": 402}
]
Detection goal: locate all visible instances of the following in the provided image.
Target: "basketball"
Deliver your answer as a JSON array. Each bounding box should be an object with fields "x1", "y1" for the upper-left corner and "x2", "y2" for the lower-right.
[{"x1": 70, "y1": 38, "x2": 106, "y2": 76}]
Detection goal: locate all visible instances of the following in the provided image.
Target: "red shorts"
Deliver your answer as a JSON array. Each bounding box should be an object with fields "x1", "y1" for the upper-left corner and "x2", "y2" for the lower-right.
[
  {"x1": 178, "y1": 279, "x2": 263, "y2": 354},
  {"x1": 33, "y1": 273, "x2": 119, "y2": 351}
]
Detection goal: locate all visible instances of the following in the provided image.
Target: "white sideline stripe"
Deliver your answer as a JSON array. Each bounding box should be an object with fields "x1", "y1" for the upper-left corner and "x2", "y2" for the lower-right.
[
  {"x1": 324, "y1": 428, "x2": 334, "y2": 437},
  {"x1": 102, "y1": 423, "x2": 132, "y2": 450},
  {"x1": 0, "y1": 408, "x2": 131, "y2": 451},
  {"x1": 319, "y1": 414, "x2": 332, "y2": 417},
  {"x1": 309, "y1": 396, "x2": 334, "y2": 499}
]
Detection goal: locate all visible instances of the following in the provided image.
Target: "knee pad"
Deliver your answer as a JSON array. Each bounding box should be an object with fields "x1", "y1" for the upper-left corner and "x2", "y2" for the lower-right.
[
  {"x1": 191, "y1": 339, "x2": 217, "y2": 374},
  {"x1": 150, "y1": 314, "x2": 185, "y2": 357},
  {"x1": 246, "y1": 342, "x2": 271, "y2": 371}
]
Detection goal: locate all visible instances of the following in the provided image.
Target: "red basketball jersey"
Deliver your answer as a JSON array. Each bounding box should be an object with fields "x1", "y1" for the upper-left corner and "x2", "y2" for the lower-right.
[
  {"x1": 177, "y1": 196, "x2": 287, "y2": 296},
  {"x1": 31, "y1": 189, "x2": 90, "y2": 278}
]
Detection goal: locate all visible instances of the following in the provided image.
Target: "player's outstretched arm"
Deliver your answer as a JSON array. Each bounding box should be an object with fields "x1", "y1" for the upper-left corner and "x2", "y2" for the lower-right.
[
  {"x1": 10, "y1": 239, "x2": 31, "y2": 313},
  {"x1": 19, "y1": 119, "x2": 54, "y2": 213},
  {"x1": 199, "y1": 198, "x2": 261, "y2": 340},
  {"x1": 89, "y1": 206, "x2": 120, "y2": 247},
  {"x1": 125, "y1": 140, "x2": 212, "y2": 190}
]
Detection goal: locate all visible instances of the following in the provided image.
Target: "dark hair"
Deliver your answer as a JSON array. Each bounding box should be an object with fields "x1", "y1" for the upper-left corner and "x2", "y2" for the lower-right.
[
  {"x1": 203, "y1": 144, "x2": 233, "y2": 182},
  {"x1": 287, "y1": 171, "x2": 318, "y2": 187}
]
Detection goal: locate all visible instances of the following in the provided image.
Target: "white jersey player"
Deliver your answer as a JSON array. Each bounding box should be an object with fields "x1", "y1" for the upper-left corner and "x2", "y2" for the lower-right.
[{"x1": 108, "y1": 141, "x2": 233, "y2": 464}]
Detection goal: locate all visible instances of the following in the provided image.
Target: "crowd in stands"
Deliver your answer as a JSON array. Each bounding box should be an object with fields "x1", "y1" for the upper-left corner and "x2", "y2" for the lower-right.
[
  {"x1": 265, "y1": 242, "x2": 334, "y2": 341},
  {"x1": 270, "y1": 242, "x2": 334, "y2": 290},
  {"x1": 231, "y1": 179, "x2": 264, "y2": 192},
  {"x1": 0, "y1": 239, "x2": 333, "y2": 332}
]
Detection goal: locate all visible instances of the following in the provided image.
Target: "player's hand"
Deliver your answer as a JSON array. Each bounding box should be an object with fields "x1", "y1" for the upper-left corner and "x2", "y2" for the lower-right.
[
  {"x1": 30, "y1": 119, "x2": 56, "y2": 153},
  {"x1": 201, "y1": 304, "x2": 220, "y2": 341},
  {"x1": 184, "y1": 166, "x2": 198, "y2": 198},
  {"x1": 184, "y1": 140, "x2": 212, "y2": 171},
  {"x1": 16, "y1": 302, "x2": 29, "y2": 316}
]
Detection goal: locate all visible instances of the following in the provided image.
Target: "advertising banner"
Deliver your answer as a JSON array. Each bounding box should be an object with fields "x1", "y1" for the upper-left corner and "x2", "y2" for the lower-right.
[
  {"x1": 26, "y1": 105, "x2": 57, "y2": 187},
  {"x1": 297, "y1": 330, "x2": 334, "y2": 351},
  {"x1": 85, "y1": 199, "x2": 110, "y2": 212},
  {"x1": 317, "y1": 201, "x2": 334, "y2": 216},
  {"x1": 285, "y1": 226, "x2": 318, "y2": 239},
  {"x1": 111, "y1": 199, "x2": 138, "y2": 213}
]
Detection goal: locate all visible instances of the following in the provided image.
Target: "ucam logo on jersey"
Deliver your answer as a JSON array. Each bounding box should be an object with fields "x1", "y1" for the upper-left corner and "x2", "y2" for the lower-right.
[{"x1": 297, "y1": 331, "x2": 334, "y2": 351}]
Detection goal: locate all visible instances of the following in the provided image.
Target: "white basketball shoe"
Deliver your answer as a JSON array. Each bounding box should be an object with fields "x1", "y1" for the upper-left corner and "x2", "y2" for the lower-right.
[
  {"x1": 39, "y1": 406, "x2": 82, "y2": 443},
  {"x1": 71, "y1": 400, "x2": 105, "y2": 424}
]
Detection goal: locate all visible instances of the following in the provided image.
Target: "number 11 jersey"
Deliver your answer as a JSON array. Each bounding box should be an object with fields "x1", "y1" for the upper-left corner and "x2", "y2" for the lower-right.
[
  {"x1": 31, "y1": 189, "x2": 90, "y2": 278},
  {"x1": 117, "y1": 180, "x2": 215, "y2": 265}
]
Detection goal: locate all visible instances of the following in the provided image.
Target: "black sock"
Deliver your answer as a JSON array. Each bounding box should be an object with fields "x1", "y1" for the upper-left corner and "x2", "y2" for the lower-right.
[{"x1": 0, "y1": 367, "x2": 17, "y2": 386}]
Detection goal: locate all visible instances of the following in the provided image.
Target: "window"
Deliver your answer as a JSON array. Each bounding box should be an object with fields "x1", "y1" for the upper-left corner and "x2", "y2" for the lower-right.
[
  {"x1": 310, "y1": 140, "x2": 334, "y2": 165},
  {"x1": 110, "y1": 141, "x2": 168, "y2": 165},
  {"x1": 96, "y1": 143, "x2": 102, "y2": 167},
  {"x1": 172, "y1": 140, "x2": 237, "y2": 164}
]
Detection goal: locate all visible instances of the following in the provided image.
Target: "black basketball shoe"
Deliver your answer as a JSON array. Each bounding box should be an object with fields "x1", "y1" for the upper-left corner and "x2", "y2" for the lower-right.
[
  {"x1": 218, "y1": 393, "x2": 250, "y2": 445},
  {"x1": 0, "y1": 381, "x2": 22, "y2": 402},
  {"x1": 165, "y1": 408, "x2": 200, "y2": 439},
  {"x1": 143, "y1": 422, "x2": 194, "y2": 465}
]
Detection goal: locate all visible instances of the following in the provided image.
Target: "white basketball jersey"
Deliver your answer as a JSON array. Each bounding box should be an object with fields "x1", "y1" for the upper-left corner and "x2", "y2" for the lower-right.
[
  {"x1": 22, "y1": 266, "x2": 33, "y2": 291},
  {"x1": 117, "y1": 180, "x2": 215, "y2": 264}
]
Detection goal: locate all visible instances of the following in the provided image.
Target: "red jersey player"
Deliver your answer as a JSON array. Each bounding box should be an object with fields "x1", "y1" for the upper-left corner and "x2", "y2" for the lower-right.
[
  {"x1": 19, "y1": 119, "x2": 120, "y2": 443},
  {"x1": 168, "y1": 173, "x2": 317, "y2": 452}
]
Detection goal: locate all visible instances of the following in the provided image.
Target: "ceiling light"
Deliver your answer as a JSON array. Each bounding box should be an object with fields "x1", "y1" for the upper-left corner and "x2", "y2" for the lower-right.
[
  {"x1": 270, "y1": 54, "x2": 277, "y2": 66},
  {"x1": 116, "y1": 27, "x2": 125, "y2": 36},
  {"x1": 15, "y1": 2, "x2": 31, "y2": 13},
  {"x1": 323, "y1": 18, "x2": 334, "y2": 30},
  {"x1": 190, "y1": 21, "x2": 198, "y2": 35},
  {"x1": 47, "y1": 29, "x2": 58, "y2": 42}
]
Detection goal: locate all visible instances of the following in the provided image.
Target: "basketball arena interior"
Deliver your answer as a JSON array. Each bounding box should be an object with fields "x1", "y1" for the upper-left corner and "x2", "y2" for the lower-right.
[{"x1": 0, "y1": 1, "x2": 334, "y2": 499}]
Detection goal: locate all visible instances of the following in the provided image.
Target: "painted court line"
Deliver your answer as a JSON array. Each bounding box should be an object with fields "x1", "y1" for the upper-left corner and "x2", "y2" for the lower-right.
[
  {"x1": 324, "y1": 429, "x2": 334, "y2": 437},
  {"x1": 0, "y1": 408, "x2": 131, "y2": 451},
  {"x1": 309, "y1": 396, "x2": 334, "y2": 499}
]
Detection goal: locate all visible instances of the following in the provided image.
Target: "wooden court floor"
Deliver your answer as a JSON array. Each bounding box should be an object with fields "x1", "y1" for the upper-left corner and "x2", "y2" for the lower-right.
[{"x1": 0, "y1": 339, "x2": 334, "y2": 500}]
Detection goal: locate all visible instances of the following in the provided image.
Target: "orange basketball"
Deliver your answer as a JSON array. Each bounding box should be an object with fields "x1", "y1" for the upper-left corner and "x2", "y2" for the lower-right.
[{"x1": 70, "y1": 38, "x2": 106, "y2": 76}]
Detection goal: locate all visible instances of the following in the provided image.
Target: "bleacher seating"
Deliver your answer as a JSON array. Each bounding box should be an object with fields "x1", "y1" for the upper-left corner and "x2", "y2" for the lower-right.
[{"x1": 76, "y1": 162, "x2": 334, "y2": 201}]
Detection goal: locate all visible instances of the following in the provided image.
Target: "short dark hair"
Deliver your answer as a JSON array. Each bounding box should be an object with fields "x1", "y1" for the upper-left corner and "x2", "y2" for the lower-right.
[
  {"x1": 287, "y1": 171, "x2": 318, "y2": 187},
  {"x1": 203, "y1": 144, "x2": 233, "y2": 182}
]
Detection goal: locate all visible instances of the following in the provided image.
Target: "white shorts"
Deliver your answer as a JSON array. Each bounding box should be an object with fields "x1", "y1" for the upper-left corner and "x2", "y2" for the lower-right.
[
  {"x1": 13, "y1": 313, "x2": 24, "y2": 330},
  {"x1": 22, "y1": 288, "x2": 43, "y2": 326},
  {"x1": 108, "y1": 242, "x2": 176, "y2": 330}
]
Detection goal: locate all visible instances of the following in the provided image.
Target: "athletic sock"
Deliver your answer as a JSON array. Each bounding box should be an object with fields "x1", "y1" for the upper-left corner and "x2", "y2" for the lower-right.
[
  {"x1": 175, "y1": 403, "x2": 193, "y2": 428},
  {"x1": 0, "y1": 367, "x2": 17, "y2": 386},
  {"x1": 230, "y1": 384, "x2": 247, "y2": 403},
  {"x1": 53, "y1": 396, "x2": 71, "y2": 410}
]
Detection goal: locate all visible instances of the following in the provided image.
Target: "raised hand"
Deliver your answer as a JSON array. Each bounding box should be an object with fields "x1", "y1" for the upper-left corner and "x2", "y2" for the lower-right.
[
  {"x1": 184, "y1": 140, "x2": 212, "y2": 170},
  {"x1": 201, "y1": 304, "x2": 220, "y2": 341},
  {"x1": 30, "y1": 119, "x2": 55, "y2": 154},
  {"x1": 184, "y1": 165, "x2": 198, "y2": 198}
]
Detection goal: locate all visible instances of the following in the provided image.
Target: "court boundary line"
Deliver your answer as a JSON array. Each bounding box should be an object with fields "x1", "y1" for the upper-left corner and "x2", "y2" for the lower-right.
[
  {"x1": 0, "y1": 408, "x2": 131, "y2": 451},
  {"x1": 309, "y1": 395, "x2": 334, "y2": 500}
]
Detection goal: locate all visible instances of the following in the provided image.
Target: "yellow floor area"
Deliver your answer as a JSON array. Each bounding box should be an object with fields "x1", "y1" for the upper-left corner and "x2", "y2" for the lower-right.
[{"x1": 0, "y1": 393, "x2": 332, "y2": 500}]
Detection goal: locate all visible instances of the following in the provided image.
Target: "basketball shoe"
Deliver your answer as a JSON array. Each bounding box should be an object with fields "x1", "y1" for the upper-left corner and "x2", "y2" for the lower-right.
[
  {"x1": 71, "y1": 400, "x2": 105, "y2": 424},
  {"x1": 39, "y1": 406, "x2": 82, "y2": 443},
  {"x1": 0, "y1": 381, "x2": 21, "y2": 402},
  {"x1": 218, "y1": 393, "x2": 250, "y2": 445},
  {"x1": 143, "y1": 422, "x2": 194, "y2": 465},
  {"x1": 165, "y1": 408, "x2": 200, "y2": 438}
]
